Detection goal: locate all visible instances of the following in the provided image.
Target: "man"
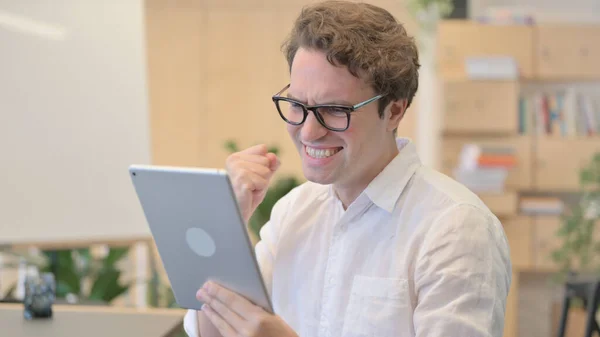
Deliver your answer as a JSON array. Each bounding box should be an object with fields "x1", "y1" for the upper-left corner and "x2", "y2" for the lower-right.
[{"x1": 184, "y1": 1, "x2": 512, "y2": 336}]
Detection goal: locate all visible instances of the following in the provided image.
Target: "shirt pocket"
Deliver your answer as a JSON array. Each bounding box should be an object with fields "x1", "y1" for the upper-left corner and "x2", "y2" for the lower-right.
[{"x1": 342, "y1": 275, "x2": 411, "y2": 337}]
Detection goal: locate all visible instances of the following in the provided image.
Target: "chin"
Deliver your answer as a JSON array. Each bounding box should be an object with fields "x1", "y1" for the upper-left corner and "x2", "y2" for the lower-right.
[{"x1": 301, "y1": 165, "x2": 338, "y2": 185}]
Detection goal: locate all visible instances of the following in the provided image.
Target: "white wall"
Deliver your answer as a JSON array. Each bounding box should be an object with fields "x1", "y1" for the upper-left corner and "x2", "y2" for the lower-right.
[{"x1": 0, "y1": 1, "x2": 151, "y2": 245}]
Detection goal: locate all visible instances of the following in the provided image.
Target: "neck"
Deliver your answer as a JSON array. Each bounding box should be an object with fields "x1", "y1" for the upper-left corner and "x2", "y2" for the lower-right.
[{"x1": 334, "y1": 138, "x2": 399, "y2": 209}]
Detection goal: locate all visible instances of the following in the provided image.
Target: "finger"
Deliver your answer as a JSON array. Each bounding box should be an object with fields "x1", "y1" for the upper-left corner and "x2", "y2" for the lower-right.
[
  {"x1": 242, "y1": 144, "x2": 268, "y2": 155},
  {"x1": 265, "y1": 153, "x2": 281, "y2": 171},
  {"x1": 237, "y1": 172, "x2": 269, "y2": 193},
  {"x1": 236, "y1": 154, "x2": 271, "y2": 167},
  {"x1": 204, "y1": 282, "x2": 259, "y2": 319},
  {"x1": 204, "y1": 292, "x2": 246, "y2": 331},
  {"x1": 240, "y1": 161, "x2": 272, "y2": 178},
  {"x1": 202, "y1": 304, "x2": 238, "y2": 337}
]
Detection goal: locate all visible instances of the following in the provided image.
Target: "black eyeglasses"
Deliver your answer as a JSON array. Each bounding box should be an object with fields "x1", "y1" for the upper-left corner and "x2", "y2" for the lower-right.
[{"x1": 271, "y1": 84, "x2": 384, "y2": 132}]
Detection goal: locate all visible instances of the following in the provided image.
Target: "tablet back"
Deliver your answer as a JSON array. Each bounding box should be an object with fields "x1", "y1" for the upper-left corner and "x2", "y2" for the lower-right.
[{"x1": 129, "y1": 165, "x2": 272, "y2": 313}]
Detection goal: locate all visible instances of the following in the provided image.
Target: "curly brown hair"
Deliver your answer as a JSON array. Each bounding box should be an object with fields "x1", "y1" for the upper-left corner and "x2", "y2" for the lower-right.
[{"x1": 281, "y1": 0, "x2": 420, "y2": 117}]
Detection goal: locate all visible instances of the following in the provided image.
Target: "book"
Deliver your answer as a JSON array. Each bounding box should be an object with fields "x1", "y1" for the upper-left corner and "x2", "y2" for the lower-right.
[{"x1": 519, "y1": 89, "x2": 600, "y2": 137}]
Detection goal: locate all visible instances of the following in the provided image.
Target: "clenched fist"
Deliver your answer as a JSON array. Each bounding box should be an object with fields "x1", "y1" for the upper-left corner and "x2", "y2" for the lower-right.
[{"x1": 225, "y1": 144, "x2": 280, "y2": 223}]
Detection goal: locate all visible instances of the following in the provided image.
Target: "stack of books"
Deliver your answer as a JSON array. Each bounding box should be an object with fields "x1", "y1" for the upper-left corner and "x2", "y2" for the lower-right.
[
  {"x1": 453, "y1": 143, "x2": 516, "y2": 193},
  {"x1": 474, "y1": 7, "x2": 536, "y2": 25},
  {"x1": 519, "y1": 89, "x2": 600, "y2": 136},
  {"x1": 520, "y1": 196, "x2": 564, "y2": 215}
]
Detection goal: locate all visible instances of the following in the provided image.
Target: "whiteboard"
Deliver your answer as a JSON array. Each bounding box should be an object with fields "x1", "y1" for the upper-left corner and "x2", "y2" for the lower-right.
[{"x1": 0, "y1": 1, "x2": 152, "y2": 245}]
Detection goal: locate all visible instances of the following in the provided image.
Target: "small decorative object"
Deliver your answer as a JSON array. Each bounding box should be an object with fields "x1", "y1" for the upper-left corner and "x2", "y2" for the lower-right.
[{"x1": 23, "y1": 269, "x2": 56, "y2": 320}]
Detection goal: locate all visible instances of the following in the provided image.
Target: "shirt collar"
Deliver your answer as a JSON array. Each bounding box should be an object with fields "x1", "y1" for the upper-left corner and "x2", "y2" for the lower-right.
[{"x1": 364, "y1": 138, "x2": 422, "y2": 213}]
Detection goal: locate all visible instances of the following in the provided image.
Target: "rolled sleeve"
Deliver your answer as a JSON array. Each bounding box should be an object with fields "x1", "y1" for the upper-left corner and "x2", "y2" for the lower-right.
[{"x1": 413, "y1": 204, "x2": 512, "y2": 337}]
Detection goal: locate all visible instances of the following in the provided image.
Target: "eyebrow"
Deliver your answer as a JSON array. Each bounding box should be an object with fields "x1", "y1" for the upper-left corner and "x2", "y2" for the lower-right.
[{"x1": 286, "y1": 92, "x2": 354, "y2": 106}]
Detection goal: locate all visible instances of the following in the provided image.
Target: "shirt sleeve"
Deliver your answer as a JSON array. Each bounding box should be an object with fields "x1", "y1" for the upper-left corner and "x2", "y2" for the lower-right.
[
  {"x1": 182, "y1": 187, "x2": 294, "y2": 336},
  {"x1": 183, "y1": 309, "x2": 200, "y2": 337},
  {"x1": 413, "y1": 203, "x2": 512, "y2": 337}
]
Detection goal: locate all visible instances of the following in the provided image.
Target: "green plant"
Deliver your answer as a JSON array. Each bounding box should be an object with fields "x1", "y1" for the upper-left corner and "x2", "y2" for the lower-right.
[
  {"x1": 14, "y1": 248, "x2": 127, "y2": 301},
  {"x1": 1, "y1": 246, "x2": 131, "y2": 304},
  {"x1": 407, "y1": 0, "x2": 454, "y2": 19},
  {"x1": 4, "y1": 247, "x2": 130, "y2": 304},
  {"x1": 551, "y1": 152, "x2": 600, "y2": 281},
  {"x1": 224, "y1": 139, "x2": 301, "y2": 240},
  {"x1": 42, "y1": 247, "x2": 131, "y2": 303},
  {"x1": 407, "y1": 0, "x2": 454, "y2": 36}
]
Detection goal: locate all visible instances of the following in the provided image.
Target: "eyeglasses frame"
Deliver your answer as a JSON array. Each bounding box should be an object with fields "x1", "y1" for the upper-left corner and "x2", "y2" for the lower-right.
[{"x1": 271, "y1": 84, "x2": 384, "y2": 132}]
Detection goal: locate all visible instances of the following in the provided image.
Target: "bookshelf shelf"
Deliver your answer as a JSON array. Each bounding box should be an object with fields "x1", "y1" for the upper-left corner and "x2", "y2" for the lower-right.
[{"x1": 535, "y1": 135, "x2": 600, "y2": 141}]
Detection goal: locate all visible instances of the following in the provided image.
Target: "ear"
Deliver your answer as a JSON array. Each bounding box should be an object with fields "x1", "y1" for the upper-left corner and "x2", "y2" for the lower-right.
[{"x1": 386, "y1": 99, "x2": 407, "y2": 132}]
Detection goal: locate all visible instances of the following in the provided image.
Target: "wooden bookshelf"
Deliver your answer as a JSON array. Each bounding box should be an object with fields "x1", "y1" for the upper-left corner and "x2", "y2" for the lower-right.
[{"x1": 437, "y1": 20, "x2": 600, "y2": 337}]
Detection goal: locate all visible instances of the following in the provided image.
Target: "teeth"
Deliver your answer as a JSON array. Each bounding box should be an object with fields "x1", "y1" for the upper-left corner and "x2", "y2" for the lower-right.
[{"x1": 306, "y1": 146, "x2": 340, "y2": 159}]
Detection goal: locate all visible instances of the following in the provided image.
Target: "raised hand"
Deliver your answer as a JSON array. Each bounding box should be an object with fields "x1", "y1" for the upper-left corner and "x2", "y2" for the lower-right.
[{"x1": 225, "y1": 144, "x2": 280, "y2": 223}]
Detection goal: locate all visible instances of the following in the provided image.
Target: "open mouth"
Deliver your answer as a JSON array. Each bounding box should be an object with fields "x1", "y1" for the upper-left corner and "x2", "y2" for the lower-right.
[{"x1": 304, "y1": 145, "x2": 343, "y2": 159}]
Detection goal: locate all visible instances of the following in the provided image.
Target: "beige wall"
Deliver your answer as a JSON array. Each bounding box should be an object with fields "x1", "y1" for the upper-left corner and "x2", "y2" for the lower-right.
[{"x1": 145, "y1": 0, "x2": 417, "y2": 180}]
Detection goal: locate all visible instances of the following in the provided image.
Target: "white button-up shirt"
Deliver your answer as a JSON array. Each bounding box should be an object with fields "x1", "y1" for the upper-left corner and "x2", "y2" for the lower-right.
[{"x1": 184, "y1": 138, "x2": 512, "y2": 337}]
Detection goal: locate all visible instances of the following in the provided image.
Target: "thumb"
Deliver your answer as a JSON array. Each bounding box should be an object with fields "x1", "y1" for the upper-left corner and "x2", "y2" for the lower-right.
[{"x1": 265, "y1": 153, "x2": 280, "y2": 172}]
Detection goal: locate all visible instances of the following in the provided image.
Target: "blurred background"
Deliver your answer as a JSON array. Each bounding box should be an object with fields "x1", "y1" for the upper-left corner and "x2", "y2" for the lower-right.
[{"x1": 0, "y1": 0, "x2": 599, "y2": 336}]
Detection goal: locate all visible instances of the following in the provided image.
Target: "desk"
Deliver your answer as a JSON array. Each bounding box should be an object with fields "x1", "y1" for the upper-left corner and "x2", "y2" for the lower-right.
[{"x1": 0, "y1": 303, "x2": 186, "y2": 337}]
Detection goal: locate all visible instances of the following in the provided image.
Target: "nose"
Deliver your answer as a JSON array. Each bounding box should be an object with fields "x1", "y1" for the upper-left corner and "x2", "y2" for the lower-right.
[{"x1": 300, "y1": 111, "x2": 328, "y2": 142}]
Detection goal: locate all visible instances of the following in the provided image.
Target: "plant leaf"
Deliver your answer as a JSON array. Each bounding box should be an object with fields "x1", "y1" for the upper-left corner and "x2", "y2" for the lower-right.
[
  {"x1": 581, "y1": 169, "x2": 594, "y2": 185},
  {"x1": 267, "y1": 146, "x2": 280, "y2": 156},
  {"x1": 224, "y1": 139, "x2": 239, "y2": 153},
  {"x1": 89, "y1": 269, "x2": 129, "y2": 302},
  {"x1": 103, "y1": 247, "x2": 129, "y2": 268}
]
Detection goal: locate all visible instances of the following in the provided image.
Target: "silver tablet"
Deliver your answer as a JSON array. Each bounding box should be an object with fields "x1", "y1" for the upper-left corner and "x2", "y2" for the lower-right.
[{"x1": 129, "y1": 165, "x2": 273, "y2": 313}]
